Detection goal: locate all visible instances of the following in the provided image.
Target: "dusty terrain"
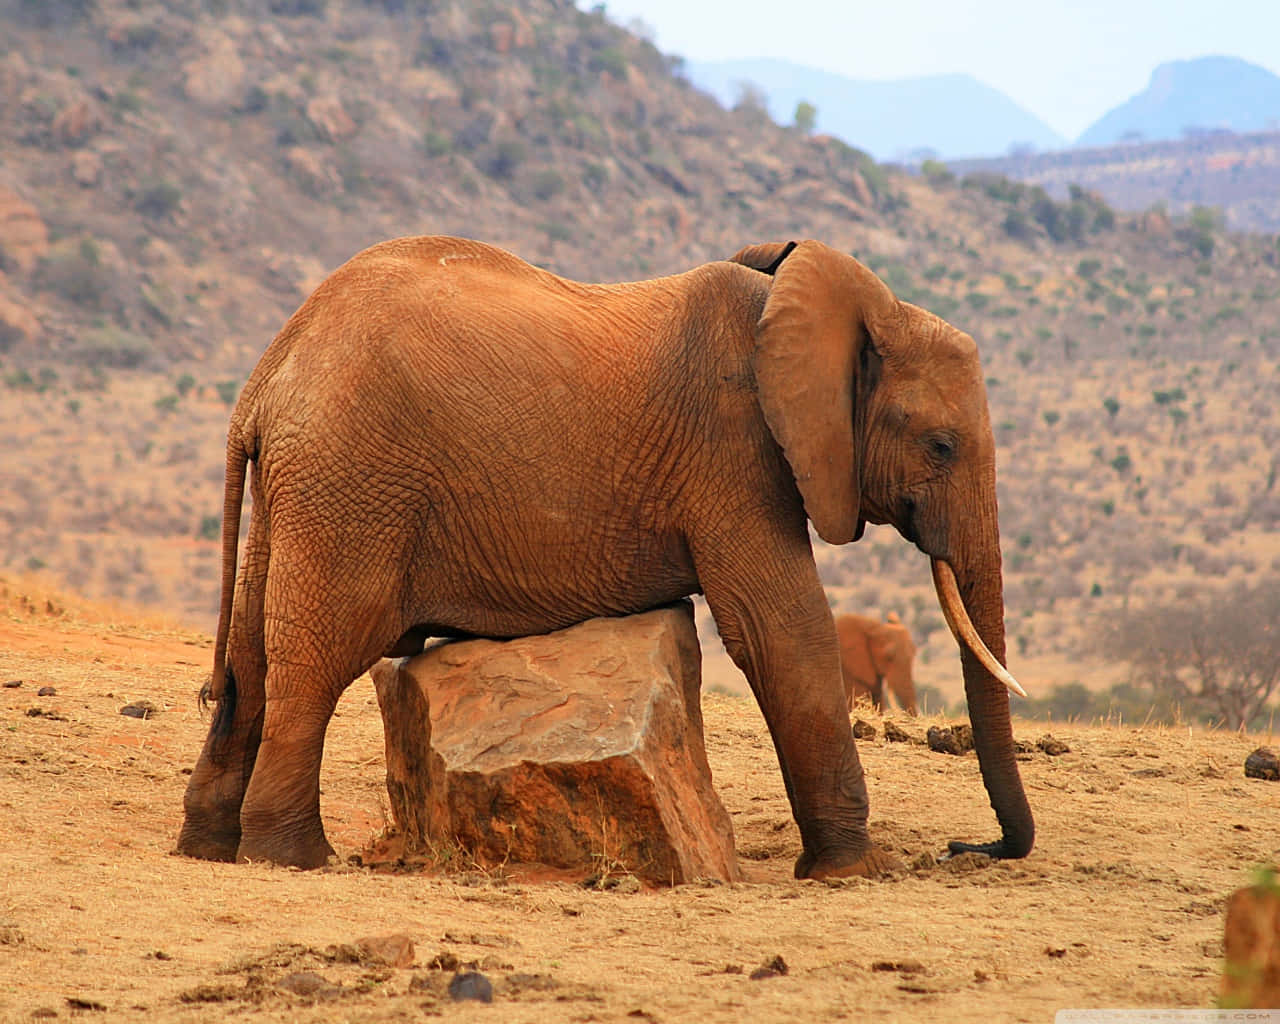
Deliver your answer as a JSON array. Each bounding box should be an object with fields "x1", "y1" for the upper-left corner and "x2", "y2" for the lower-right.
[{"x1": 0, "y1": 583, "x2": 1275, "y2": 1023}]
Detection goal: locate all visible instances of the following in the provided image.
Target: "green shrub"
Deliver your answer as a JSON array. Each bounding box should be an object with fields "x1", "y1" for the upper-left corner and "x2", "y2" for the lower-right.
[
  {"x1": 483, "y1": 138, "x2": 526, "y2": 180},
  {"x1": 421, "y1": 130, "x2": 452, "y2": 157},
  {"x1": 37, "y1": 238, "x2": 113, "y2": 310},
  {"x1": 215, "y1": 380, "x2": 240, "y2": 405},
  {"x1": 589, "y1": 47, "x2": 629, "y2": 79},
  {"x1": 72, "y1": 327, "x2": 153, "y2": 369},
  {"x1": 197, "y1": 515, "x2": 221, "y2": 542},
  {"x1": 792, "y1": 100, "x2": 817, "y2": 135},
  {"x1": 920, "y1": 159, "x2": 954, "y2": 186},
  {"x1": 530, "y1": 169, "x2": 564, "y2": 201},
  {"x1": 134, "y1": 180, "x2": 183, "y2": 219}
]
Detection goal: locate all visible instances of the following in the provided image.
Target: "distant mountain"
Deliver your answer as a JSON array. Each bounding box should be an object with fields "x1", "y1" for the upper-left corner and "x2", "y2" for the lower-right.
[
  {"x1": 684, "y1": 58, "x2": 1066, "y2": 161},
  {"x1": 1078, "y1": 56, "x2": 1280, "y2": 147}
]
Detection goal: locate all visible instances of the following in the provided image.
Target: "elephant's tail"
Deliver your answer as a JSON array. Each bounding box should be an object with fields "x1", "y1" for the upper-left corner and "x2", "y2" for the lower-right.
[{"x1": 200, "y1": 423, "x2": 252, "y2": 737}]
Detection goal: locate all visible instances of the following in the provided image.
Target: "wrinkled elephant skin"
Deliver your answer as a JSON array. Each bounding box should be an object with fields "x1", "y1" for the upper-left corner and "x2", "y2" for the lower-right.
[{"x1": 176, "y1": 235, "x2": 1033, "y2": 875}]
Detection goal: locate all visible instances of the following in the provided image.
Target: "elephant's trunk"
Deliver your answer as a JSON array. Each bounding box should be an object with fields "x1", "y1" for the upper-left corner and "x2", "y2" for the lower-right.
[{"x1": 930, "y1": 555, "x2": 1035, "y2": 859}]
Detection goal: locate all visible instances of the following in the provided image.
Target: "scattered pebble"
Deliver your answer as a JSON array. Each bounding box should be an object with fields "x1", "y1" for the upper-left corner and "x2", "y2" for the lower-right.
[
  {"x1": 355, "y1": 933, "x2": 415, "y2": 968},
  {"x1": 871, "y1": 958, "x2": 924, "y2": 974},
  {"x1": 37, "y1": 686, "x2": 56, "y2": 697},
  {"x1": 120, "y1": 700, "x2": 159, "y2": 720},
  {"x1": 448, "y1": 971, "x2": 493, "y2": 1002},
  {"x1": 276, "y1": 971, "x2": 334, "y2": 997},
  {"x1": 1244, "y1": 746, "x2": 1279, "y2": 781},
  {"x1": 3, "y1": 680, "x2": 21, "y2": 689},
  {"x1": 1045, "y1": 947, "x2": 1067, "y2": 958}
]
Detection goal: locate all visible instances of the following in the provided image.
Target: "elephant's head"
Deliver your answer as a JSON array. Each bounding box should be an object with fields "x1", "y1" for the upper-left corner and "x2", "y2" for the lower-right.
[{"x1": 732, "y1": 239, "x2": 1033, "y2": 858}]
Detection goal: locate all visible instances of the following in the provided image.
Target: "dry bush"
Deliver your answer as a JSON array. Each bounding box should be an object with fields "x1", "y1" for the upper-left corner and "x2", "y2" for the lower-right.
[{"x1": 1101, "y1": 580, "x2": 1280, "y2": 729}]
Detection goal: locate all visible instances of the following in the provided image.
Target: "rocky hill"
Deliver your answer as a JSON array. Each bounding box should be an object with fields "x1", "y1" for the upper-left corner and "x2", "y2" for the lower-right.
[
  {"x1": 1, "y1": 0, "x2": 1279, "y2": 719},
  {"x1": 683, "y1": 59, "x2": 1065, "y2": 161},
  {"x1": 1078, "y1": 57, "x2": 1280, "y2": 148},
  {"x1": 948, "y1": 129, "x2": 1280, "y2": 234}
]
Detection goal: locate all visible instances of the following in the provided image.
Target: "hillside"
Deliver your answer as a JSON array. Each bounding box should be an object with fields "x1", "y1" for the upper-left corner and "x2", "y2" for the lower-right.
[
  {"x1": 1, "y1": 0, "x2": 1279, "y2": 718},
  {"x1": 948, "y1": 129, "x2": 1280, "y2": 233},
  {"x1": 0, "y1": 583, "x2": 1273, "y2": 1020},
  {"x1": 1078, "y1": 57, "x2": 1280, "y2": 148},
  {"x1": 683, "y1": 59, "x2": 1065, "y2": 161}
]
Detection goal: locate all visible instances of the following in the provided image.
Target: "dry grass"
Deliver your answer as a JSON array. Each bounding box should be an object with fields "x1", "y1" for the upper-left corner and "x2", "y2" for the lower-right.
[{"x1": 0, "y1": 593, "x2": 1274, "y2": 1022}]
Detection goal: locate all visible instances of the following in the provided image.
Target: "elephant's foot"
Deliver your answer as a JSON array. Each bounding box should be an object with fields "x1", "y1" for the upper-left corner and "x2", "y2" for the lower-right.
[
  {"x1": 176, "y1": 770, "x2": 247, "y2": 862},
  {"x1": 237, "y1": 824, "x2": 336, "y2": 869},
  {"x1": 794, "y1": 844, "x2": 903, "y2": 880},
  {"x1": 175, "y1": 816, "x2": 241, "y2": 862}
]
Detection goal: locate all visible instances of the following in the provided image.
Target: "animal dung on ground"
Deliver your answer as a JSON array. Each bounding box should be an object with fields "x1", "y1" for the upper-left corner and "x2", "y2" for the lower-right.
[
  {"x1": 882, "y1": 721, "x2": 920, "y2": 744},
  {"x1": 926, "y1": 724, "x2": 974, "y2": 755},
  {"x1": 1036, "y1": 734, "x2": 1070, "y2": 756},
  {"x1": 1244, "y1": 747, "x2": 1279, "y2": 781},
  {"x1": 851, "y1": 719, "x2": 878, "y2": 739},
  {"x1": 120, "y1": 700, "x2": 159, "y2": 719},
  {"x1": 749, "y1": 955, "x2": 788, "y2": 980}
]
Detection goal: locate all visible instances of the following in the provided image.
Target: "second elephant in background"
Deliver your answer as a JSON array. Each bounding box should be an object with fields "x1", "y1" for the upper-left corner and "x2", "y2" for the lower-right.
[{"x1": 836, "y1": 612, "x2": 918, "y2": 715}]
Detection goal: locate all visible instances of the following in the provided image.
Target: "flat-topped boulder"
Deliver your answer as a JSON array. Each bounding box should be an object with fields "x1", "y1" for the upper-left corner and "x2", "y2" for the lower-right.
[{"x1": 370, "y1": 602, "x2": 740, "y2": 885}]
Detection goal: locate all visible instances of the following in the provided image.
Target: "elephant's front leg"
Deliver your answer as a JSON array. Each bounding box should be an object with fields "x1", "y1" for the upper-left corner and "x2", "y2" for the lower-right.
[{"x1": 700, "y1": 543, "x2": 902, "y2": 879}]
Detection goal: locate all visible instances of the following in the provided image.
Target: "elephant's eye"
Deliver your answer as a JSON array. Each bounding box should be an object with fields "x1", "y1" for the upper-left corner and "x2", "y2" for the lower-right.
[{"x1": 926, "y1": 434, "x2": 957, "y2": 463}]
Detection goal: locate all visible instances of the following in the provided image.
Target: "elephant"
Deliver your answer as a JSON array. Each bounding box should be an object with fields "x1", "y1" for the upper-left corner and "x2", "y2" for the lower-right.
[
  {"x1": 176, "y1": 235, "x2": 1033, "y2": 878},
  {"x1": 836, "y1": 612, "x2": 918, "y2": 715}
]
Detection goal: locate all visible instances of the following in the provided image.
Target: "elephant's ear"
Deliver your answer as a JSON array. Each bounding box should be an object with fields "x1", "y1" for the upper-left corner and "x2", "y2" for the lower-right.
[
  {"x1": 749, "y1": 239, "x2": 897, "y2": 545},
  {"x1": 730, "y1": 241, "x2": 798, "y2": 275}
]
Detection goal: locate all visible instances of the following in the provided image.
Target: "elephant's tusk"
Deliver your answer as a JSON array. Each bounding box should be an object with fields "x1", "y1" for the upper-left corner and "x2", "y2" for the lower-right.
[{"x1": 931, "y1": 559, "x2": 1028, "y2": 699}]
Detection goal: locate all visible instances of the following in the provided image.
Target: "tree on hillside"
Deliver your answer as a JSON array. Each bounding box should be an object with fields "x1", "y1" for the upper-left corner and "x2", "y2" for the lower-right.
[
  {"x1": 1101, "y1": 581, "x2": 1280, "y2": 730},
  {"x1": 793, "y1": 100, "x2": 817, "y2": 135}
]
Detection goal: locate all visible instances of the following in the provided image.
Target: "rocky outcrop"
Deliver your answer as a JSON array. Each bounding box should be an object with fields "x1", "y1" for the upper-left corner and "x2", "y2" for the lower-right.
[
  {"x1": 1222, "y1": 872, "x2": 1280, "y2": 1008},
  {"x1": 370, "y1": 603, "x2": 740, "y2": 885},
  {"x1": 0, "y1": 188, "x2": 48, "y2": 276},
  {"x1": 182, "y1": 28, "x2": 246, "y2": 111}
]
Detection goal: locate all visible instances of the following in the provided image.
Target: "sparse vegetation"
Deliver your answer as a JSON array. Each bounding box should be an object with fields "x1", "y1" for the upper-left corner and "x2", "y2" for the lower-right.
[{"x1": 1100, "y1": 581, "x2": 1280, "y2": 729}]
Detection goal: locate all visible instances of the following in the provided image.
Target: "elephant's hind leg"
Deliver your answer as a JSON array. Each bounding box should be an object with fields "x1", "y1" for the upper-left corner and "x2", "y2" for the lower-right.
[
  {"x1": 177, "y1": 510, "x2": 269, "y2": 861},
  {"x1": 235, "y1": 563, "x2": 407, "y2": 868}
]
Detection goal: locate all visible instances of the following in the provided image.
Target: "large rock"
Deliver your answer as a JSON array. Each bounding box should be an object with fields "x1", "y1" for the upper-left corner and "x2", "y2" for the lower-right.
[
  {"x1": 369, "y1": 603, "x2": 740, "y2": 885},
  {"x1": 0, "y1": 188, "x2": 48, "y2": 275},
  {"x1": 1222, "y1": 872, "x2": 1280, "y2": 1008}
]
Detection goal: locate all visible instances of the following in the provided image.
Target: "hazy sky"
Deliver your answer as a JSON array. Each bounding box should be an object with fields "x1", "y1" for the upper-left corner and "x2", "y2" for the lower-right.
[{"x1": 589, "y1": 0, "x2": 1280, "y2": 140}]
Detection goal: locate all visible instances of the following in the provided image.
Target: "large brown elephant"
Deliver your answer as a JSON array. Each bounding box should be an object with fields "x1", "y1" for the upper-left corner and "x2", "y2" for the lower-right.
[
  {"x1": 836, "y1": 612, "x2": 918, "y2": 714},
  {"x1": 176, "y1": 235, "x2": 1033, "y2": 878}
]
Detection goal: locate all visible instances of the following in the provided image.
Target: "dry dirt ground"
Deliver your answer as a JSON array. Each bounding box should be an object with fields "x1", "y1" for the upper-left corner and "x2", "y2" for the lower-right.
[{"x1": 0, "y1": 585, "x2": 1276, "y2": 1023}]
